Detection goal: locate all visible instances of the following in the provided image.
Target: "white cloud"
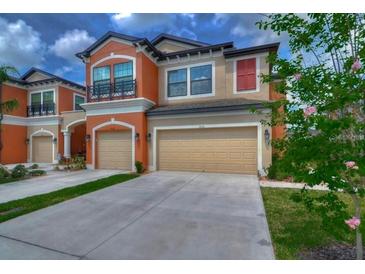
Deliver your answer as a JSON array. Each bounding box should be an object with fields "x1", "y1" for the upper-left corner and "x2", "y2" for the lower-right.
[
  {"x1": 49, "y1": 29, "x2": 96, "y2": 63},
  {"x1": 0, "y1": 17, "x2": 46, "y2": 69},
  {"x1": 213, "y1": 14, "x2": 229, "y2": 26},
  {"x1": 111, "y1": 13, "x2": 174, "y2": 34},
  {"x1": 54, "y1": 65, "x2": 73, "y2": 77}
]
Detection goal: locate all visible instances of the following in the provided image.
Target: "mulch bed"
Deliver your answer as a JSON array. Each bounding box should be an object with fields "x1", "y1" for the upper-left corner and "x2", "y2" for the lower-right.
[{"x1": 298, "y1": 242, "x2": 365, "y2": 260}]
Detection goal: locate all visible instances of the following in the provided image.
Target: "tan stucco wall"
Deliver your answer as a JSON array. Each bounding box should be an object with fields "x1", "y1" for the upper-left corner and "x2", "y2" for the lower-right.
[
  {"x1": 158, "y1": 53, "x2": 270, "y2": 106},
  {"x1": 25, "y1": 72, "x2": 50, "y2": 82},
  {"x1": 155, "y1": 41, "x2": 195, "y2": 53},
  {"x1": 61, "y1": 110, "x2": 86, "y2": 131},
  {"x1": 147, "y1": 113, "x2": 272, "y2": 172},
  {"x1": 27, "y1": 125, "x2": 59, "y2": 162}
]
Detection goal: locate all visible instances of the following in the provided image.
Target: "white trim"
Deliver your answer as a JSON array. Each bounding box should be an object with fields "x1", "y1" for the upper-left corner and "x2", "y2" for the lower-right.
[
  {"x1": 151, "y1": 122, "x2": 263, "y2": 173},
  {"x1": 30, "y1": 128, "x2": 57, "y2": 164},
  {"x1": 90, "y1": 54, "x2": 136, "y2": 83},
  {"x1": 147, "y1": 109, "x2": 271, "y2": 120},
  {"x1": 73, "y1": 93, "x2": 86, "y2": 111},
  {"x1": 91, "y1": 119, "x2": 136, "y2": 171},
  {"x1": 232, "y1": 55, "x2": 262, "y2": 94},
  {"x1": 81, "y1": 97, "x2": 155, "y2": 116},
  {"x1": 164, "y1": 61, "x2": 215, "y2": 101},
  {"x1": 63, "y1": 118, "x2": 86, "y2": 132},
  {"x1": 28, "y1": 88, "x2": 56, "y2": 105},
  {"x1": 157, "y1": 51, "x2": 223, "y2": 67},
  {"x1": 2, "y1": 114, "x2": 62, "y2": 126}
]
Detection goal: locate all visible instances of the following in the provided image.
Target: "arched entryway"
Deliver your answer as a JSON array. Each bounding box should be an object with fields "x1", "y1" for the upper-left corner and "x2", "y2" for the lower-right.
[{"x1": 62, "y1": 119, "x2": 86, "y2": 159}]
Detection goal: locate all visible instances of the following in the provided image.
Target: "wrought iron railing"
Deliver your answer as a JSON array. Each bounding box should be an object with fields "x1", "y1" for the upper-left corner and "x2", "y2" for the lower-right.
[
  {"x1": 27, "y1": 103, "x2": 55, "y2": 117},
  {"x1": 87, "y1": 80, "x2": 136, "y2": 102}
]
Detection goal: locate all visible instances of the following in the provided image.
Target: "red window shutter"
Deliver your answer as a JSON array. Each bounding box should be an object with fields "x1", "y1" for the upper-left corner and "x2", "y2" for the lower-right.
[{"x1": 236, "y1": 58, "x2": 256, "y2": 91}]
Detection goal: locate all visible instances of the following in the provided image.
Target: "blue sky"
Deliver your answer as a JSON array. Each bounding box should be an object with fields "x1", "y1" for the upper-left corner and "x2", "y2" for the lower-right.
[{"x1": 0, "y1": 13, "x2": 289, "y2": 85}]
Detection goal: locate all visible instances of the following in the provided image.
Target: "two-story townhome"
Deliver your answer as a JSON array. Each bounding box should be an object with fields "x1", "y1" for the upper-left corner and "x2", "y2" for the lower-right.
[
  {"x1": 72, "y1": 31, "x2": 283, "y2": 175},
  {"x1": 0, "y1": 68, "x2": 87, "y2": 164},
  {"x1": 0, "y1": 31, "x2": 283, "y2": 175}
]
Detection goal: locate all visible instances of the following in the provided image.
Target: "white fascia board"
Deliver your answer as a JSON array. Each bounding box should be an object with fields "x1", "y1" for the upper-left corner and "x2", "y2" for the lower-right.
[
  {"x1": 2, "y1": 115, "x2": 62, "y2": 126},
  {"x1": 81, "y1": 97, "x2": 155, "y2": 116}
]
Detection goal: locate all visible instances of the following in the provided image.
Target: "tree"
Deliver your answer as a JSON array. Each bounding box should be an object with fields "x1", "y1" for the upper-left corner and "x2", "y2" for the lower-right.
[
  {"x1": 0, "y1": 65, "x2": 19, "y2": 154},
  {"x1": 257, "y1": 13, "x2": 365, "y2": 259}
]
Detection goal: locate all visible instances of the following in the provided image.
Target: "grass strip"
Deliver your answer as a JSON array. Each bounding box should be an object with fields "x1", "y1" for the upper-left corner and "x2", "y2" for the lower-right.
[{"x1": 0, "y1": 173, "x2": 139, "y2": 223}]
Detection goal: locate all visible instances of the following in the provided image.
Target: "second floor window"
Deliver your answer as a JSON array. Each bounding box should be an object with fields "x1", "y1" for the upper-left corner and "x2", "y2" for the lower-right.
[
  {"x1": 190, "y1": 65, "x2": 212, "y2": 95},
  {"x1": 114, "y1": 61, "x2": 133, "y2": 92},
  {"x1": 31, "y1": 90, "x2": 54, "y2": 106},
  {"x1": 74, "y1": 95, "x2": 85, "y2": 110},
  {"x1": 168, "y1": 68, "x2": 187, "y2": 97},
  {"x1": 93, "y1": 66, "x2": 111, "y2": 95}
]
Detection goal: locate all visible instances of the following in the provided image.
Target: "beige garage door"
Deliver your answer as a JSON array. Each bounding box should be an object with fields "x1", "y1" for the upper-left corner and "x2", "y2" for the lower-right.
[
  {"x1": 32, "y1": 136, "x2": 53, "y2": 163},
  {"x1": 97, "y1": 131, "x2": 132, "y2": 170},
  {"x1": 158, "y1": 127, "x2": 257, "y2": 174}
]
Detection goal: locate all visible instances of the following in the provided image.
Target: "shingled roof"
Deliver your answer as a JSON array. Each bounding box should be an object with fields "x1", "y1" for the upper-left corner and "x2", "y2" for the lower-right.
[{"x1": 146, "y1": 98, "x2": 269, "y2": 116}]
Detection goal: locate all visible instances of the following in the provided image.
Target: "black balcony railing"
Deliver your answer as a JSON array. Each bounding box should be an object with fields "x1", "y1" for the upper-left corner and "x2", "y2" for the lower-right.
[
  {"x1": 87, "y1": 80, "x2": 136, "y2": 102},
  {"x1": 27, "y1": 103, "x2": 55, "y2": 117}
]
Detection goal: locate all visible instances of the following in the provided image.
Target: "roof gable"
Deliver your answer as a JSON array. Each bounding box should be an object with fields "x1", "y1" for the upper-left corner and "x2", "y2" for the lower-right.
[
  {"x1": 151, "y1": 33, "x2": 210, "y2": 48},
  {"x1": 21, "y1": 68, "x2": 54, "y2": 81}
]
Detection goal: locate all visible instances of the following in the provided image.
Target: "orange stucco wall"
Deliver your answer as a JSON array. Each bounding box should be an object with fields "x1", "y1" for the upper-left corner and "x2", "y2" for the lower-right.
[
  {"x1": 58, "y1": 86, "x2": 85, "y2": 113},
  {"x1": 0, "y1": 124, "x2": 27, "y2": 164},
  {"x1": 85, "y1": 40, "x2": 159, "y2": 104},
  {"x1": 71, "y1": 123, "x2": 86, "y2": 156},
  {"x1": 86, "y1": 112, "x2": 147, "y2": 169},
  {"x1": 1, "y1": 83, "x2": 27, "y2": 117},
  {"x1": 269, "y1": 82, "x2": 285, "y2": 140}
]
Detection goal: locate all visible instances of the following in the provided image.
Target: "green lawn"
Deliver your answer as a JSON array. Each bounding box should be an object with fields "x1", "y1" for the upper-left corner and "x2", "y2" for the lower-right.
[
  {"x1": 0, "y1": 173, "x2": 138, "y2": 223},
  {"x1": 261, "y1": 187, "x2": 365, "y2": 259}
]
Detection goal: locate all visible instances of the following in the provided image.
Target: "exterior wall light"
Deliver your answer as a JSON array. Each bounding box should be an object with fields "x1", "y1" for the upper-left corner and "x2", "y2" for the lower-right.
[
  {"x1": 85, "y1": 134, "x2": 91, "y2": 142},
  {"x1": 264, "y1": 129, "x2": 270, "y2": 146},
  {"x1": 25, "y1": 138, "x2": 30, "y2": 145},
  {"x1": 135, "y1": 133, "x2": 140, "y2": 141},
  {"x1": 53, "y1": 137, "x2": 58, "y2": 144},
  {"x1": 146, "y1": 133, "x2": 152, "y2": 142}
]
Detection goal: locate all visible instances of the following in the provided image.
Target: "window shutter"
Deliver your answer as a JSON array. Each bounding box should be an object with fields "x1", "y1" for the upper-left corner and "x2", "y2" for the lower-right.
[{"x1": 236, "y1": 58, "x2": 256, "y2": 91}]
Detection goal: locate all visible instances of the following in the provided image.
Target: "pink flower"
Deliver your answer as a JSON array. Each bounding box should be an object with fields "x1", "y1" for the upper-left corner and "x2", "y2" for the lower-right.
[
  {"x1": 345, "y1": 217, "x2": 361, "y2": 230},
  {"x1": 345, "y1": 161, "x2": 356, "y2": 169},
  {"x1": 351, "y1": 59, "x2": 362, "y2": 71},
  {"x1": 294, "y1": 73, "x2": 302, "y2": 81},
  {"x1": 303, "y1": 106, "x2": 317, "y2": 117}
]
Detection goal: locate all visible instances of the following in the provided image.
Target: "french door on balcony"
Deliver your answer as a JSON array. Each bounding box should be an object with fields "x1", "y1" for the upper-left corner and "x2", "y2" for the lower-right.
[{"x1": 28, "y1": 90, "x2": 55, "y2": 116}]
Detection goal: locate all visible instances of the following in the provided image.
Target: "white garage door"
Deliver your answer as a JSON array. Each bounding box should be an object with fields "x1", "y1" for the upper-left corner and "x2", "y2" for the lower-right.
[
  {"x1": 158, "y1": 127, "x2": 257, "y2": 174},
  {"x1": 97, "y1": 131, "x2": 132, "y2": 170},
  {"x1": 32, "y1": 136, "x2": 53, "y2": 163}
]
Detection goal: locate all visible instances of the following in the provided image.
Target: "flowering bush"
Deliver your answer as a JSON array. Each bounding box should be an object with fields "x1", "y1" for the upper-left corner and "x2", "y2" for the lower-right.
[{"x1": 258, "y1": 13, "x2": 365, "y2": 259}]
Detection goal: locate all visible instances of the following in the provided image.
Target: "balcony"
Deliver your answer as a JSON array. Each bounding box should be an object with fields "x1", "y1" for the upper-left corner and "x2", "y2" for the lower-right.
[
  {"x1": 87, "y1": 80, "x2": 136, "y2": 102},
  {"x1": 27, "y1": 103, "x2": 55, "y2": 117}
]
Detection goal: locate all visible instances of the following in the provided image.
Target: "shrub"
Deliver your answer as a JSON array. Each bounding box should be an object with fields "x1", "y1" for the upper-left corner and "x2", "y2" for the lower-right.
[
  {"x1": 11, "y1": 164, "x2": 28, "y2": 179},
  {"x1": 135, "y1": 161, "x2": 144, "y2": 174},
  {"x1": 267, "y1": 155, "x2": 292, "y2": 181},
  {"x1": 29, "y1": 169, "x2": 46, "y2": 177},
  {"x1": 69, "y1": 156, "x2": 86, "y2": 170},
  {"x1": 0, "y1": 165, "x2": 11, "y2": 179},
  {"x1": 29, "y1": 163, "x2": 39, "y2": 169}
]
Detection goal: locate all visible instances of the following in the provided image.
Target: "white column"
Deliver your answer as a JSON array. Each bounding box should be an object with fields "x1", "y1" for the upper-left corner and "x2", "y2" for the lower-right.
[{"x1": 63, "y1": 131, "x2": 71, "y2": 159}]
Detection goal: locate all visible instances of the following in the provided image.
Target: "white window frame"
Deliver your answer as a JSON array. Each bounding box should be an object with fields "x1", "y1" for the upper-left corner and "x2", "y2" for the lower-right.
[
  {"x1": 232, "y1": 54, "x2": 262, "y2": 94},
  {"x1": 73, "y1": 93, "x2": 86, "y2": 111},
  {"x1": 90, "y1": 54, "x2": 136, "y2": 84},
  {"x1": 165, "y1": 61, "x2": 215, "y2": 101},
  {"x1": 29, "y1": 89, "x2": 56, "y2": 105}
]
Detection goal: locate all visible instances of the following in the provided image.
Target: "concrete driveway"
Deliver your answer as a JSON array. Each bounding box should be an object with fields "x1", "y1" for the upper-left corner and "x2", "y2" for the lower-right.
[{"x1": 0, "y1": 171, "x2": 274, "y2": 259}]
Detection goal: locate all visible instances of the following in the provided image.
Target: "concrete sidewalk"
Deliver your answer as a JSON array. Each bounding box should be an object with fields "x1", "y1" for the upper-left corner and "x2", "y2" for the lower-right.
[{"x1": 0, "y1": 169, "x2": 124, "y2": 203}]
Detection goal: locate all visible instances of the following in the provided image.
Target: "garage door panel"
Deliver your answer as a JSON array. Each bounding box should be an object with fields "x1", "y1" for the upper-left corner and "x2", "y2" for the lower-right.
[
  {"x1": 158, "y1": 127, "x2": 258, "y2": 174},
  {"x1": 32, "y1": 136, "x2": 52, "y2": 163},
  {"x1": 97, "y1": 131, "x2": 132, "y2": 170}
]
